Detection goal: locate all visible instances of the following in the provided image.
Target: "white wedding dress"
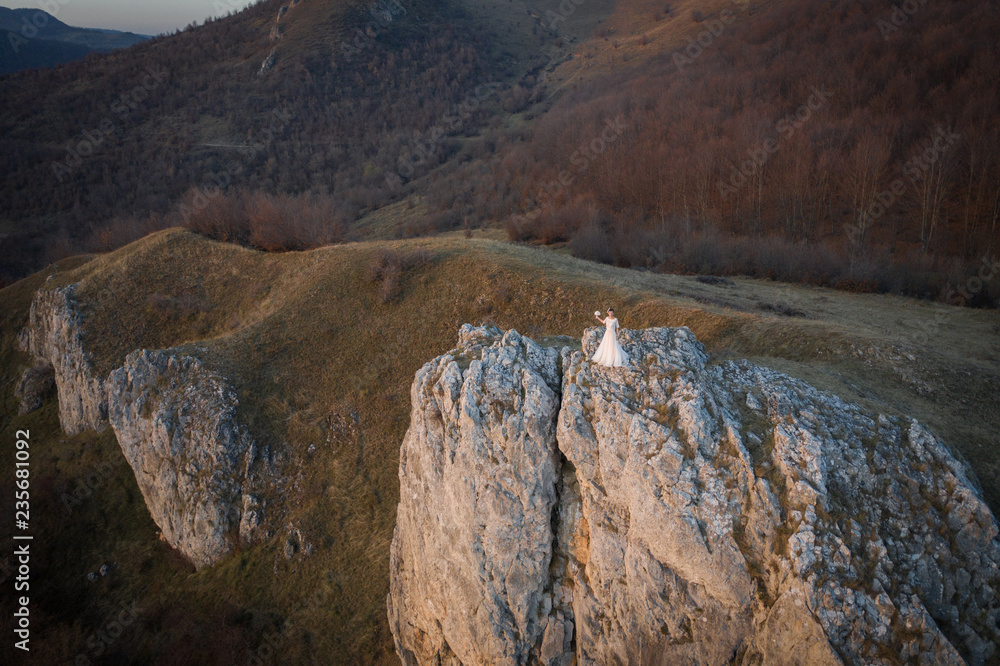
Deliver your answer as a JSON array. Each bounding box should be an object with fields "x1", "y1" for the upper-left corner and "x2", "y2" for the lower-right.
[{"x1": 592, "y1": 317, "x2": 629, "y2": 367}]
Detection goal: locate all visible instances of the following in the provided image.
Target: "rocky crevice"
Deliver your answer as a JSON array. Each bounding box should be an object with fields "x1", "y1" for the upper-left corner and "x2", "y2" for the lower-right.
[
  {"x1": 389, "y1": 324, "x2": 1000, "y2": 665},
  {"x1": 18, "y1": 285, "x2": 270, "y2": 569},
  {"x1": 537, "y1": 451, "x2": 580, "y2": 665}
]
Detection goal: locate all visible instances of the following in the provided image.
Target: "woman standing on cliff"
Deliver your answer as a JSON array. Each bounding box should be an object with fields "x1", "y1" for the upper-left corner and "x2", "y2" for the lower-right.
[{"x1": 592, "y1": 308, "x2": 629, "y2": 367}]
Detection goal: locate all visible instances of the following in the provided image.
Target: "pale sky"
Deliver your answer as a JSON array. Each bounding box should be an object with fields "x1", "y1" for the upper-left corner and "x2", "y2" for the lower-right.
[{"x1": 0, "y1": 0, "x2": 257, "y2": 36}]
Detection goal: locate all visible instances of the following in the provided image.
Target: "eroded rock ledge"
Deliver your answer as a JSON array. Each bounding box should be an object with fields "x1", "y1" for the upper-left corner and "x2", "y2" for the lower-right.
[
  {"x1": 388, "y1": 324, "x2": 1000, "y2": 666},
  {"x1": 19, "y1": 285, "x2": 268, "y2": 569}
]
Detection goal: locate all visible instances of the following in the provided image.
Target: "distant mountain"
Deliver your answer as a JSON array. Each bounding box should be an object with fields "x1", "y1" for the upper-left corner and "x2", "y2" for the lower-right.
[{"x1": 0, "y1": 7, "x2": 149, "y2": 75}]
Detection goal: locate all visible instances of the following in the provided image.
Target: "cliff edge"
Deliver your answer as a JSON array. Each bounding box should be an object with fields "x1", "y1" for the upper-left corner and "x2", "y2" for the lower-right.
[
  {"x1": 18, "y1": 284, "x2": 268, "y2": 568},
  {"x1": 388, "y1": 325, "x2": 1000, "y2": 665}
]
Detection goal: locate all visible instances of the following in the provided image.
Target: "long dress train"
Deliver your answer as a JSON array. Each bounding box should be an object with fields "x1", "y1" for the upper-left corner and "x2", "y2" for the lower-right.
[{"x1": 592, "y1": 317, "x2": 629, "y2": 367}]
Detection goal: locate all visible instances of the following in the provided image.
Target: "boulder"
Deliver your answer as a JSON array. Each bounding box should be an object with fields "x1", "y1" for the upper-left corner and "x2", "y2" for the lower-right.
[{"x1": 15, "y1": 362, "x2": 55, "y2": 415}]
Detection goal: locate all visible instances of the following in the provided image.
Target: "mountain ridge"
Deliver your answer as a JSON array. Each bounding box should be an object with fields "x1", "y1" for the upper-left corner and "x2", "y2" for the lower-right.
[
  {"x1": 0, "y1": 7, "x2": 149, "y2": 75},
  {"x1": 4, "y1": 0, "x2": 997, "y2": 313}
]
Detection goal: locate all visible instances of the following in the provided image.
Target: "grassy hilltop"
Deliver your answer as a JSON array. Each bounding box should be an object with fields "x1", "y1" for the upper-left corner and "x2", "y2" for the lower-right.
[{"x1": 1, "y1": 229, "x2": 998, "y2": 663}]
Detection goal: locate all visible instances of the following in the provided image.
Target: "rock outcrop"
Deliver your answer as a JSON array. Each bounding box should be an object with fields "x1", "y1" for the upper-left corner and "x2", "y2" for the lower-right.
[
  {"x1": 15, "y1": 363, "x2": 54, "y2": 414},
  {"x1": 258, "y1": 48, "x2": 276, "y2": 75},
  {"x1": 18, "y1": 285, "x2": 108, "y2": 434},
  {"x1": 18, "y1": 286, "x2": 267, "y2": 569},
  {"x1": 388, "y1": 325, "x2": 565, "y2": 664},
  {"x1": 108, "y1": 350, "x2": 258, "y2": 569},
  {"x1": 389, "y1": 325, "x2": 1000, "y2": 665}
]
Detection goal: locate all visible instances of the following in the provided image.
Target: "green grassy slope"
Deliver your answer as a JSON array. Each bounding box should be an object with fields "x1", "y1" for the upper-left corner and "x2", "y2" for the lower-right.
[{"x1": 1, "y1": 229, "x2": 997, "y2": 663}]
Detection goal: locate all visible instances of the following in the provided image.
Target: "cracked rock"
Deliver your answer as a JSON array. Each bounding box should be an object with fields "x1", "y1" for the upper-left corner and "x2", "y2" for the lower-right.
[{"x1": 388, "y1": 325, "x2": 1000, "y2": 665}]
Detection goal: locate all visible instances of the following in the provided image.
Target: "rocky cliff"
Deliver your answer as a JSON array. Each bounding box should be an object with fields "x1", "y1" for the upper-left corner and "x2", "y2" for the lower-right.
[
  {"x1": 388, "y1": 325, "x2": 1000, "y2": 665},
  {"x1": 17, "y1": 285, "x2": 108, "y2": 434},
  {"x1": 107, "y1": 350, "x2": 261, "y2": 568},
  {"x1": 388, "y1": 325, "x2": 566, "y2": 664},
  {"x1": 19, "y1": 285, "x2": 267, "y2": 569}
]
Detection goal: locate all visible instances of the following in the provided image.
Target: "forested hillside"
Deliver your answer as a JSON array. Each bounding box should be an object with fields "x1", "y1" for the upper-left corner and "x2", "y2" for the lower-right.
[
  {"x1": 2, "y1": 0, "x2": 998, "y2": 307},
  {"x1": 0, "y1": 0, "x2": 552, "y2": 280},
  {"x1": 484, "y1": 0, "x2": 1000, "y2": 302}
]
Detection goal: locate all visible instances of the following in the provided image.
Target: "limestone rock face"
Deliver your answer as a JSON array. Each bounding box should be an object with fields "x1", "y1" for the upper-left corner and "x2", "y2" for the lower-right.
[
  {"x1": 388, "y1": 325, "x2": 565, "y2": 665},
  {"x1": 107, "y1": 350, "x2": 257, "y2": 569},
  {"x1": 718, "y1": 359, "x2": 999, "y2": 666},
  {"x1": 557, "y1": 327, "x2": 758, "y2": 665},
  {"x1": 389, "y1": 325, "x2": 1000, "y2": 665},
  {"x1": 18, "y1": 284, "x2": 269, "y2": 569},
  {"x1": 18, "y1": 285, "x2": 108, "y2": 434}
]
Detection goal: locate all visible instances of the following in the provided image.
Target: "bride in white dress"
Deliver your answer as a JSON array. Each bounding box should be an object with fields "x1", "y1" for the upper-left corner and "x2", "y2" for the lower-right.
[{"x1": 592, "y1": 308, "x2": 629, "y2": 367}]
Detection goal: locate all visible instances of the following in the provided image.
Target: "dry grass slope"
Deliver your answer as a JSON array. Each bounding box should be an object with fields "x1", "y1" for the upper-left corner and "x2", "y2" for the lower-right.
[{"x1": 1, "y1": 227, "x2": 997, "y2": 663}]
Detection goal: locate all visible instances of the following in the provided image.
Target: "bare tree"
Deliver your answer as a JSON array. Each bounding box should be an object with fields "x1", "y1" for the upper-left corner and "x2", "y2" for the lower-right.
[
  {"x1": 906, "y1": 131, "x2": 957, "y2": 254},
  {"x1": 843, "y1": 130, "x2": 890, "y2": 267}
]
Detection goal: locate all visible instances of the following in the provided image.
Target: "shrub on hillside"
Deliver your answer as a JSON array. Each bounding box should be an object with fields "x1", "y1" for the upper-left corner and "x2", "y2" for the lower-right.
[
  {"x1": 84, "y1": 214, "x2": 170, "y2": 253},
  {"x1": 569, "y1": 224, "x2": 614, "y2": 264},
  {"x1": 505, "y1": 198, "x2": 605, "y2": 245},
  {"x1": 178, "y1": 188, "x2": 347, "y2": 252},
  {"x1": 179, "y1": 187, "x2": 252, "y2": 246},
  {"x1": 247, "y1": 192, "x2": 347, "y2": 252},
  {"x1": 366, "y1": 248, "x2": 433, "y2": 303}
]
